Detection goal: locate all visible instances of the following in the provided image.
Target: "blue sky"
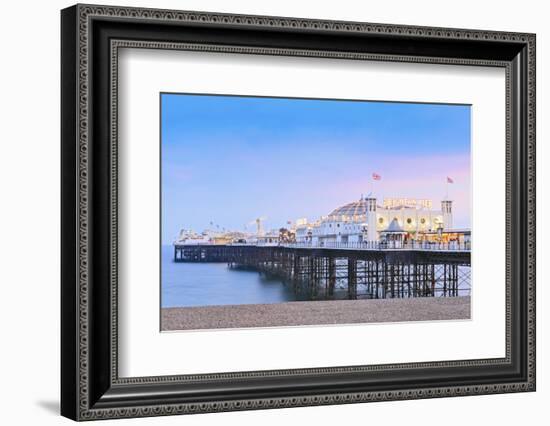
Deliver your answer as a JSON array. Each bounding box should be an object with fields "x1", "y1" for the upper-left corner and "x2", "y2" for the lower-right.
[{"x1": 161, "y1": 93, "x2": 471, "y2": 244}]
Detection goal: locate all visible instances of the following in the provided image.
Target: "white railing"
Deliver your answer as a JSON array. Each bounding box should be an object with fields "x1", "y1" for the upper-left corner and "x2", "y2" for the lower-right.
[
  {"x1": 176, "y1": 241, "x2": 471, "y2": 251},
  {"x1": 272, "y1": 241, "x2": 470, "y2": 251}
]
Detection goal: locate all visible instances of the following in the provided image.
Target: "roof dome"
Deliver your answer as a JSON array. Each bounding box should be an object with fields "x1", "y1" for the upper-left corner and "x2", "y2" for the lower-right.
[{"x1": 329, "y1": 199, "x2": 368, "y2": 217}]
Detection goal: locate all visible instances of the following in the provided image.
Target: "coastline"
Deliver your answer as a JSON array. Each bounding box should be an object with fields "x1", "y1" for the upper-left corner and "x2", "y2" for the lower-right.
[{"x1": 161, "y1": 296, "x2": 470, "y2": 331}]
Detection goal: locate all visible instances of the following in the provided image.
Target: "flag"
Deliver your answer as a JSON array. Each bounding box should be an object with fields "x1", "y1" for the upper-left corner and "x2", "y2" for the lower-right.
[
  {"x1": 447, "y1": 176, "x2": 454, "y2": 184},
  {"x1": 372, "y1": 172, "x2": 381, "y2": 181}
]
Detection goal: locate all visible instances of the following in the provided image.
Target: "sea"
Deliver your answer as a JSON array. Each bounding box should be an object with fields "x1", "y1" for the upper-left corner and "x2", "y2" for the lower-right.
[{"x1": 161, "y1": 245, "x2": 298, "y2": 308}]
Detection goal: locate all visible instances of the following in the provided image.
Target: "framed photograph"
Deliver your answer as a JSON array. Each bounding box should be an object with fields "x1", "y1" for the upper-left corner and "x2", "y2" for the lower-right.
[{"x1": 61, "y1": 4, "x2": 536, "y2": 421}]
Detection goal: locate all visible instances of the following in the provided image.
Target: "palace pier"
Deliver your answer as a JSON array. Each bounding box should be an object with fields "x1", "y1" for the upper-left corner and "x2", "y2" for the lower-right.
[{"x1": 174, "y1": 244, "x2": 470, "y2": 300}]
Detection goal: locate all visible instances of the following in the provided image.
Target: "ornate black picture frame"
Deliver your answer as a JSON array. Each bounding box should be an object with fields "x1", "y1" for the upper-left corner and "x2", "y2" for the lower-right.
[{"x1": 61, "y1": 4, "x2": 536, "y2": 421}]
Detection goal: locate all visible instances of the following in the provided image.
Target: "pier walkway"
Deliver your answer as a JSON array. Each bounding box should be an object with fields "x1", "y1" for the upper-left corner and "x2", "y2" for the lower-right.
[
  {"x1": 260, "y1": 241, "x2": 470, "y2": 252},
  {"x1": 173, "y1": 243, "x2": 470, "y2": 300}
]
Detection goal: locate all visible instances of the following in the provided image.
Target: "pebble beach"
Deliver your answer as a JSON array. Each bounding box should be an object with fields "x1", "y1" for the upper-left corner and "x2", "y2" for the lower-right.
[{"x1": 161, "y1": 296, "x2": 470, "y2": 331}]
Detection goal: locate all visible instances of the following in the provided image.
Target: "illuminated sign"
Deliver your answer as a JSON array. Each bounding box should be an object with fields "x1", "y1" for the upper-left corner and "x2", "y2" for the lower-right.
[{"x1": 383, "y1": 198, "x2": 433, "y2": 209}]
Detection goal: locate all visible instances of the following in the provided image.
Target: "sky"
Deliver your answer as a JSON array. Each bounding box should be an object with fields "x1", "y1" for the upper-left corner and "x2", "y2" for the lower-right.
[{"x1": 161, "y1": 93, "x2": 471, "y2": 244}]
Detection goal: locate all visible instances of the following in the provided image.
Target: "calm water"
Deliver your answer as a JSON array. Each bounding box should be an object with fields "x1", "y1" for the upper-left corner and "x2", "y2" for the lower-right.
[{"x1": 161, "y1": 245, "x2": 297, "y2": 308}]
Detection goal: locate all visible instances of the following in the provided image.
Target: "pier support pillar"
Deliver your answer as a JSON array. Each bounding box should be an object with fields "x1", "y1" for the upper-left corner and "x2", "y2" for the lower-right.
[{"x1": 348, "y1": 258, "x2": 358, "y2": 299}]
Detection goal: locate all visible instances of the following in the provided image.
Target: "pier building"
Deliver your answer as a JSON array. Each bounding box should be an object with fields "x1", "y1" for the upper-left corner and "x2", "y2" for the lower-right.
[
  {"x1": 174, "y1": 195, "x2": 469, "y2": 250},
  {"x1": 294, "y1": 196, "x2": 463, "y2": 246}
]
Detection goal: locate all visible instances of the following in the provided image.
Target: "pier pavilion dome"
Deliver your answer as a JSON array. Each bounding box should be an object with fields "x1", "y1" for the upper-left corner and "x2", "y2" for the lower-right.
[{"x1": 328, "y1": 198, "x2": 368, "y2": 219}]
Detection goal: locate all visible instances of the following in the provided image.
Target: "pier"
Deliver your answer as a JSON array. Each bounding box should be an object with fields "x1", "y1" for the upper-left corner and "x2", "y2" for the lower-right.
[{"x1": 173, "y1": 244, "x2": 470, "y2": 300}]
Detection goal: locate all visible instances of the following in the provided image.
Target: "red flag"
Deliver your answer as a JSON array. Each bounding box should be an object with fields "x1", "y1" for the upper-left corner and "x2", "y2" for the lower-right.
[
  {"x1": 447, "y1": 176, "x2": 454, "y2": 184},
  {"x1": 372, "y1": 172, "x2": 381, "y2": 181}
]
